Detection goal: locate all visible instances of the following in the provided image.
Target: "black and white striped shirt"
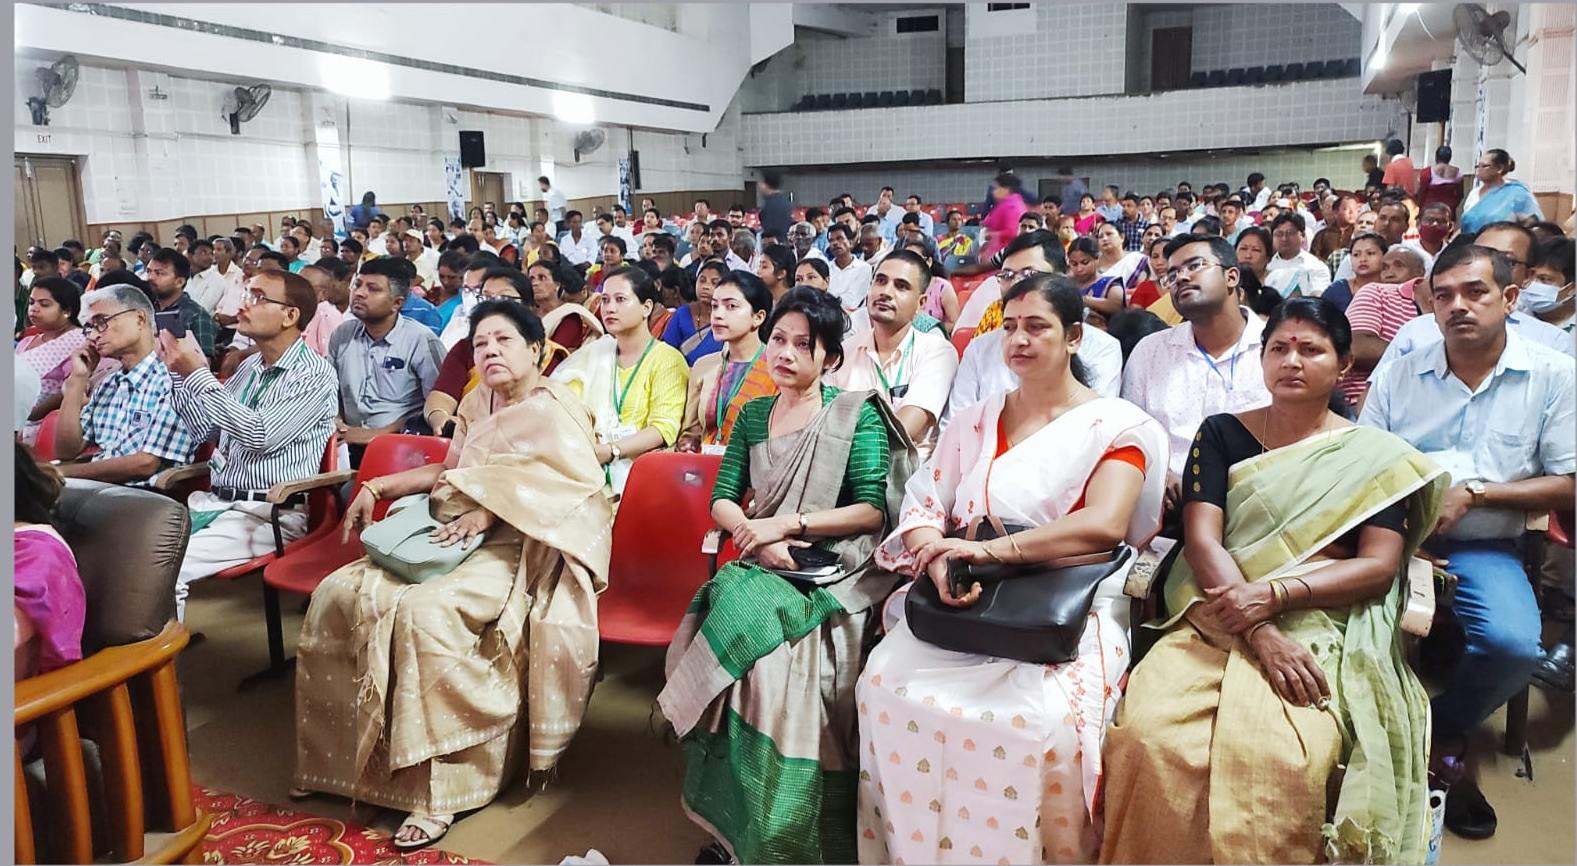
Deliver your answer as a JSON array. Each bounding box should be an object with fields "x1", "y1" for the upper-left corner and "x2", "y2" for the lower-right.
[{"x1": 170, "y1": 338, "x2": 338, "y2": 492}]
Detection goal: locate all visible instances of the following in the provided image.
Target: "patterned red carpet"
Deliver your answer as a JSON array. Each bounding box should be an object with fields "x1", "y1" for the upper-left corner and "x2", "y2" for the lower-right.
[{"x1": 194, "y1": 786, "x2": 489, "y2": 865}]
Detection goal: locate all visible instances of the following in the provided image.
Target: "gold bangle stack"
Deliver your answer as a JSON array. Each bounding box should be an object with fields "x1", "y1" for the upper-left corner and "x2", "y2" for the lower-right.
[{"x1": 1270, "y1": 579, "x2": 1290, "y2": 612}]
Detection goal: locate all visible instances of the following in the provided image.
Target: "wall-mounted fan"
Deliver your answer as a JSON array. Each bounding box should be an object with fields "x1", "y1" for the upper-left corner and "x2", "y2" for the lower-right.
[
  {"x1": 222, "y1": 83, "x2": 272, "y2": 135},
  {"x1": 1454, "y1": 4, "x2": 1526, "y2": 74},
  {"x1": 27, "y1": 54, "x2": 79, "y2": 126},
  {"x1": 573, "y1": 127, "x2": 606, "y2": 163}
]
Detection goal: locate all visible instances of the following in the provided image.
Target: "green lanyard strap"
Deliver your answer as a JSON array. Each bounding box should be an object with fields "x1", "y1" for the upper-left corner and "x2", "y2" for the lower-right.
[
  {"x1": 611, "y1": 337, "x2": 658, "y2": 419},
  {"x1": 713, "y1": 346, "x2": 765, "y2": 434},
  {"x1": 873, "y1": 331, "x2": 916, "y2": 396}
]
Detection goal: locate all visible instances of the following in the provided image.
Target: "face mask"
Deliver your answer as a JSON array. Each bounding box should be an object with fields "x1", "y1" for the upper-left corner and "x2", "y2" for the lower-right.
[
  {"x1": 1517, "y1": 280, "x2": 1568, "y2": 315},
  {"x1": 1418, "y1": 223, "x2": 1451, "y2": 247},
  {"x1": 1058, "y1": 228, "x2": 1076, "y2": 241}
]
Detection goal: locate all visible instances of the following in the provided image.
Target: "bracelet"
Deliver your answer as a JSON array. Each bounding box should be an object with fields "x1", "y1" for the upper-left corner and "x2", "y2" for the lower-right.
[
  {"x1": 797, "y1": 512, "x2": 810, "y2": 537},
  {"x1": 983, "y1": 541, "x2": 1006, "y2": 564},
  {"x1": 1270, "y1": 579, "x2": 1289, "y2": 612},
  {"x1": 1245, "y1": 620, "x2": 1274, "y2": 643},
  {"x1": 1006, "y1": 534, "x2": 1026, "y2": 563},
  {"x1": 1293, "y1": 577, "x2": 1313, "y2": 605},
  {"x1": 363, "y1": 481, "x2": 382, "y2": 501}
]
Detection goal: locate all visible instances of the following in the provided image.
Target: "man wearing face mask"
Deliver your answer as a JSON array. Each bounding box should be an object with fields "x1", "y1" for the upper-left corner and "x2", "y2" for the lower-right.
[
  {"x1": 1522, "y1": 236, "x2": 1575, "y2": 334},
  {"x1": 1409, "y1": 202, "x2": 1457, "y2": 265},
  {"x1": 436, "y1": 253, "x2": 504, "y2": 351},
  {"x1": 1371, "y1": 223, "x2": 1574, "y2": 378}
]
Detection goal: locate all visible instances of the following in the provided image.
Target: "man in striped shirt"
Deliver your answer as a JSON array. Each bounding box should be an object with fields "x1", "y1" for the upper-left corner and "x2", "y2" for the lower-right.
[{"x1": 158, "y1": 269, "x2": 337, "y2": 621}]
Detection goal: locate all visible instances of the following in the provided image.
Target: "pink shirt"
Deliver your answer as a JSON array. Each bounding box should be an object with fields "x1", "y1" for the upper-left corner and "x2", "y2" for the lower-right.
[
  {"x1": 981, "y1": 194, "x2": 1028, "y2": 259},
  {"x1": 1338, "y1": 279, "x2": 1421, "y2": 406},
  {"x1": 303, "y1": 301, "x2": 345, "y2": 356}
]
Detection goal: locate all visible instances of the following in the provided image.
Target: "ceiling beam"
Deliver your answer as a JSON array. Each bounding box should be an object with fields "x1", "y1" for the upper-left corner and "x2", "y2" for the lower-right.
[{"x1": 791, "y1": 4, "x2": 880, "y2": 38}]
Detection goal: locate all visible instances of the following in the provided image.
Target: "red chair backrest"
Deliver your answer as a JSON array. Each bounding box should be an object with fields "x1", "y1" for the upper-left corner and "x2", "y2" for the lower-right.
[
  {"x1": 951, "y1": 327, "x2": 973, "y2": 359},
  {"x1": 31, "y1": 410, "x2": 60, "y2": 462},
  {"x1": 604, "y1": 452, "x2": 724, "y2": 634},
  {"x1": 354, "y1": 434, "x2": 453, "y2": 521}
]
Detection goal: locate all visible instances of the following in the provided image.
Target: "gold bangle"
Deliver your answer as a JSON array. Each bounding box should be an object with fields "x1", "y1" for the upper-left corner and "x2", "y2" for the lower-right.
[
  {"x1": 363, "y1": 481, "x2": 382, "y2": 501},
  {"x1": 1294, "y1": 577, "x2": 1314, "y2": 605},
  {"x1": 983, "y1": 541, "x2": 1005, "y2": 564},
  {"x1": 1270, "y1": 579, "x2": 1288, "y2": 612},
  {"x1": 1007, "y1": 534, "x2": 1026, "y2": 563},
  {"x1": 1246, "y1": 620, "x2": 1274, "y2": 643}
]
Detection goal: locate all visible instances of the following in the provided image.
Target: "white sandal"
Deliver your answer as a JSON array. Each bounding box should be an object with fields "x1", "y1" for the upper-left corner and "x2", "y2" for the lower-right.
[{"x1": 392, "y1": 813, "x2": 454, "y2": 850}]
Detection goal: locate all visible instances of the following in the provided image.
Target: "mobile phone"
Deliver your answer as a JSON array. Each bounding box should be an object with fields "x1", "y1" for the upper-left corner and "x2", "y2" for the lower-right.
[
  {"x1": 154, "y1": 310, "x2": 187, "y2": 338},
  {"x1": 789, "y1": 546, "x2": 839, "y2": 570}
]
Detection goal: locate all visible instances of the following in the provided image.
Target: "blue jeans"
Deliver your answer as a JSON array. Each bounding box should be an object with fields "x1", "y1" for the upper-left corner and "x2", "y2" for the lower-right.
[{"x1": 1432, "y1": 539, "x2": 1543, "y2": 740}]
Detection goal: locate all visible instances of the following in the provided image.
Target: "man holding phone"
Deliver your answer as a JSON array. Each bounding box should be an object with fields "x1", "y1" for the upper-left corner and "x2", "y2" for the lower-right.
[
  {"x1": 145, "y1": 247, "x2": 217, "y2": 360},
  {"x1": 157, "y1": 269, "x2": 337, "y2": 621},
  {"x1": 53, "y1": 283, "x2": 197, "y2": 485}
]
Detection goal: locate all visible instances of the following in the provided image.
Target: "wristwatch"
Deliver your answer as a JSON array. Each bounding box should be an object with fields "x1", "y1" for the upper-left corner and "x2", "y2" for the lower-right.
[
  {"x1": 797, "y1": 512, "x2": 810, "y2": 537},
  {"x1": 608, "y1": 442, "x2": 623, "y2": 462},
  {"x1": 1464, "y1": 479, "x2": 1487, "y2": 507}
]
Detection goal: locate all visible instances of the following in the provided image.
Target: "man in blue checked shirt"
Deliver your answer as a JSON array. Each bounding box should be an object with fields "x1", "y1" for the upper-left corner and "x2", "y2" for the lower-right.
[
  {"x1": 53, "y1": 283, "x2": 197, "y2": 484},
  {"x1": 157, "y1": 269, "x2": 338, "y2": 621}
]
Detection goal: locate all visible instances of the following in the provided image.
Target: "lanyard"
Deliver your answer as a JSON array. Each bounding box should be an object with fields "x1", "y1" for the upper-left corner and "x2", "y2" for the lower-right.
[
  {"x1": 873, "y1": 331, "x2": 916, "y2": 396},
  {"x1": 1195, "y1": 341, "x2": 1238, "y2": 392},
  {"x1": 240, "y1": 355, "x2": 288, "y2": 408},
  {"x1": 611, "y1": 337, "x2": 657, "y2": 418},
  {"x1": 713, "y1": 346, "x2": 764, "y2": 434}
]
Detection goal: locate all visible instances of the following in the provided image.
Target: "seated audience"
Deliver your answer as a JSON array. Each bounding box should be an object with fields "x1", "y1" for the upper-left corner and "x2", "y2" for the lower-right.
[
  {"x1": 437, "y1": 254, "x2": 502, "y2": 350},
  {"x1": 859, "y1": 272, "x2": 1166, "y2": 865},
  {"x1": 15, "y1": 277, "x2": 91, "y2": 443},
  {"x1": 1122, "y1": 235, "x2": 1272, "y2": 522},
  {"x1": 551, "y1": 266, "x2": 688, "y2": 497},
  {"x1": 1105, "y1": 306, "x2": 1168, "y2": 362},
  {"x1": 1322, "y1": 231, "x2": 1390, "y2": 312},
  {"x1": 145, "y1": 247, "x2": 218, "y2": 359},
  {"x1": 300, "y1": 259, "x2": 349, "y2": 356},
  {"x1": 1086, "y1": 221, "x2": 1149, "y2": 323},
  {"x1": 1264, "y1": 213, "x2": 1332, "y2": 298},
  {"x1": 1128, "y1": 234, "x2": 1173, "y2": 310},
  {"x1": 947, "y1": 231, "x2": 1124, "y2": 426},
  {"x1": 826, "y1": 223, "x2": 873, "y2": 316},
  {"x1": 55, "y1": 284, "x2": 197, "y2": 484},
  {"x1": 158, "y1": 270, "x2": 336, "y2": 620},
  {"x1": 1523, "y1": 235, "x2": 1574, "y2": 333},
  {"x1": 753, "y1": 243, "x2": 796, "y2": 305},
  {"x1": 328, "y1": 257, "x2": 445, "y2": 466},
  {"x1": 432, "y1": 250, "x2": 470, "y2": 329},
  {"x1": 795, "y1": 256, "x2": 830, "y2": 291},
  {"x1": 1359, "y1": 242, "x2": 1575, "y2": 839},
  {"x1": 659, "y1": 287, "x2": 916, "y2": 865},
  {"x1": 1340, "y1": 275, "x2": 1427, "y2": 409},
  {"x1": 15, "y1": 441, "x2": 85, "y2": 681},
  {"x1": 586, "y1": 235, "x2": 626, "y2": 293},
  {"x1": 677, "y1": 271, "x2": 777, "y2": 453},
  {"x1": 530, "y1": 259, "x2": 602, "y2": 352},
  {"x1": 294, "y1": 300, "x2": 611, "y2": 850},
  {"x1": 1103, "y1": 298, "x2": 1446, "y2": 864},
  {"x1": 828, "y1": 251, "x2": 957, "y2": 459},
  {"x1": 661, "y1": 261, "x2": 725, "y2": 364}
]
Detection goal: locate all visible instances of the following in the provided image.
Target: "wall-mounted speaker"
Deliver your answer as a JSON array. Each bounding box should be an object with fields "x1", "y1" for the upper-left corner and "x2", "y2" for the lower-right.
[
  {"x1": 1416, "y1": 69, "x2": 1452, "y2": 123},
  {"x1": 630, "y1": 150, "x2": 642, "y2": 190},
  {"x1": 459, "y1": 130, "x2": 486, "y2": 168}
]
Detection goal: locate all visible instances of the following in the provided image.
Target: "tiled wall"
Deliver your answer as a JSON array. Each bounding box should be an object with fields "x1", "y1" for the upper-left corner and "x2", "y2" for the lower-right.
[
  {"x1": 1134, "y1": 8, "x2": 1195, "y2": 92},
  {"x1": 964, "y1": 3, "x2": 1129, "y2": 101},
  {"x1": 1191, "y1": 4, "x2": 1360, "y2": 72},
  {"x1": 777, "y1": 147, "x2": 1378, "y2": 210},
  {"x1": 742, "y1": 12, "x2": 947, "y2": 113},
  {"x1": 15, "y1": 58, "x2": 745, "y2": 225},
  {"x1": 742, "y1": 77, "x2": 1406, "y2": 167}
]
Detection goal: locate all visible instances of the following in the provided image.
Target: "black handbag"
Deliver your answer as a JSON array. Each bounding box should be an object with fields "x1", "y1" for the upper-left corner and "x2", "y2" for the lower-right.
[{"x1": 905, "y1": 515, "x2": 1133, "y2": 664}]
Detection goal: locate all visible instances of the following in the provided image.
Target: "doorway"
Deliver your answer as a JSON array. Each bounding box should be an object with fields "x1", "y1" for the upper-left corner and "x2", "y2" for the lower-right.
[
  {"x1": 15, "y1": 155, "x2": 87, "y2": 253},
  {"x1": 1151, "y1": 26, "x2": 1193, "y2": 92},
  {"x1": 469, "y1": 171, "x2": 507, "y2": 217}
]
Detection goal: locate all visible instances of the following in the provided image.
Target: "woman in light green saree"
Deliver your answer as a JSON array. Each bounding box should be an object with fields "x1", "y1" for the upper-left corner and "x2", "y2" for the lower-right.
[{"x1": 1100, "y1": 299, "x2": 1446, "y2": 865}]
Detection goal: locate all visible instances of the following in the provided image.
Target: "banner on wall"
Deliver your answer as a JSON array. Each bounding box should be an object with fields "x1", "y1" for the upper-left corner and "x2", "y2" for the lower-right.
[
  {"x1": 618, "y1": 157, "x2": 633, "y2": 213},
  {"x1": 445, "y1": 157, "x2": 466, "y2": 221},
  {"x1": 315, "y1": 124, "x2": 347, "y2": 239}
]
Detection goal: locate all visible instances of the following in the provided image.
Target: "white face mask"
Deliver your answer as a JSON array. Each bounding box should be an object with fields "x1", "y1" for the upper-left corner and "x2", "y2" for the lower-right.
[{"x1": 1517, "y1": 279, "x2": 1569, "y2": 315}]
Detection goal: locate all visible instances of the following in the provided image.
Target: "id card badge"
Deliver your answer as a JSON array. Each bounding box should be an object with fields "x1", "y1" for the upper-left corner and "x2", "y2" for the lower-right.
[
  {"x1": 208, "y1": 446, "x2": 227, "y2": 475},
  {"x1": 606, "y1": 423, "x2": 638, "y2": 497},
  {"x1": 701, "y1": 443, "x2": 729, "y2": 456}
]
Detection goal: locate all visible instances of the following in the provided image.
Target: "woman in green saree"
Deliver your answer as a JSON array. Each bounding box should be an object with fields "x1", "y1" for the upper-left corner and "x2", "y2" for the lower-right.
[
  {"x1": 1100, "y1": 298, "x2": 1446, "y2": 865},
  {"x1": 659, "y1": 286, "x2": 916, "y2": 865}
]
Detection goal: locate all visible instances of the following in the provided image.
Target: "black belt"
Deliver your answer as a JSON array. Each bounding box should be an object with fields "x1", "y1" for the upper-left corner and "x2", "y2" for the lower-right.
[{"x1": 211, "y1": 486, "x2": 306, "y2": 507}]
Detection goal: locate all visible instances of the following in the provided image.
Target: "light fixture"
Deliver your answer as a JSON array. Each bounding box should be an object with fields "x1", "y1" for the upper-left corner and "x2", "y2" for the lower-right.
[
  {"x1": 1396, "y1": 3, "x2": 1418, "y2": 15},
  {"x1": 553, "y1": 91, "x2": 595, "y2": 126},
  {"x1": 318, "y1": 55, "x2": 390, "y2": 101}
]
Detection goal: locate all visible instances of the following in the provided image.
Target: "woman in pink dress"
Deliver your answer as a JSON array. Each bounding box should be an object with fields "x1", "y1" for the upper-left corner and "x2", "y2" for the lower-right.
[
  {"x1": 981, "y1": 173, "x2": 1030, "y2": 261},
  {"x1": 15, "y1": 277, "x2": 88, "y2": 446},
  {"x1": 14, "y1": 440, "x2": 86, "y2": 682}
]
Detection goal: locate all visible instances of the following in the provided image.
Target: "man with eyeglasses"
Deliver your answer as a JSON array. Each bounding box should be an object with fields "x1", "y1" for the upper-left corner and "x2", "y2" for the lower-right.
[
  {"x1": 944, "y1": 231, "x2": 1123, "y2": 430},
  {"x1": 52, "y1": 284, "x2": 197, "y2": 486},
  {"x1": 155, "y1": 269, "x2": 336, "y2": 621},
  {"x1": 329, "y1": 257, "x2": 445, "y2": 467},
  {"x1": 437, "y1": 254, "x2": 503, "y2": 350},
  {"x1": 144, "y1": 247, "x2": 218, "y2": 360},
  {"x1": 1263, "y1": 212, "x2": 1332, "y2": 299},
  {"x1": 425, "y1": 267, "x2": 536, "y2": 436},
  {"x1": 1121, "y1": 235, "x2": 1271, "y2": 520}
]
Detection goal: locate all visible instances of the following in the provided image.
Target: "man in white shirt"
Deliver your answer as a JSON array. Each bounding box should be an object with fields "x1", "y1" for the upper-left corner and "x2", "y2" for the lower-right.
[
  {"x1": 868, "y1": 186, "x2": 902, "y2": 242},
  {"x1": 1245, "y1": 172, "x2": 1271, "y2": 212},
  {"x1": 209, "y1": 238, "x2": 248, "y2": 324},
  {"x1": 692, "y1": 198, "x2": 714, "y2": 227},
  {"x1": 944, "y1": 231, "x2": 1122, "y2": 430},
  {"x1": 184, "y1": 238, "x2": 227, "y2": 313},
  {"x1": 539, "y1": 176, "x2": 568, "y2": 229},
  {"x1": 1264, "y1": 212, "x2": 1332, "y2": 297},
  {"x1": 610, "y1": 205, "x2": 640, "y2": 258},
  {"x1": 825, "y1": 223, "x2": 872, "y2": 317},
  {"x1": 788, "y1": 221, "x2": 827, "y2": 264},
  {"x1": 397, "y1": 229, "x2": 441, "y2": 291},
  {"x1": 367, "y1": 216, "x2": 397, "y2": 258},
  {"x1": 828, "y1": 251, "x2": 958, "y2": 460},
  {"x1": 726, "y1": 228, "x2": 756, "y2": 273},
  {"x1": 558, "y1": 211, "x2": 601, "y2": 266},
  {"x1": 1122, "y1": 235, "x2": 1272, "y2": 513}
]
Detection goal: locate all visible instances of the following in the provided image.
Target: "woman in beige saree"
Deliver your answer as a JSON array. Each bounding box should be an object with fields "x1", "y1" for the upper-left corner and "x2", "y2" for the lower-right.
[
  {"x1": 293, "y1": 300, "x2": 612, "y2": 849},
  {"x1": 1099, "y1": 299, "x2": 1446, "y2": 864}
]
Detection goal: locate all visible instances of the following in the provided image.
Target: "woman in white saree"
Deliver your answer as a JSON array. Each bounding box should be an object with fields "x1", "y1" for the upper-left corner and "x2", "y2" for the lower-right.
[{"x1": 856, "y1": 273, "x2": 1168, "y2": 865}]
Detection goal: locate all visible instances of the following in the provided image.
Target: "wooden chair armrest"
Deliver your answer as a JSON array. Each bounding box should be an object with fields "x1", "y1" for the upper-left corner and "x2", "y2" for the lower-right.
[
  {"x1": 150, "y1": 461, "x2": 209, "y2": 491},
  {"x1": 268, "y1": 469, "x2": 357, "y2": 504},
  {"x1": 15, "y1": 622, "x2": 189, "y2": 725}
]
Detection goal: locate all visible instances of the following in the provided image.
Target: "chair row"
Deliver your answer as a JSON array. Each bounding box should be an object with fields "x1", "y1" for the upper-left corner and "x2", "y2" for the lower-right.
[
  {"x1": 1185, "y1": 57, "x2": 1360, "y2": 89},
  {"x1": 792, "y1": 89, "x2": 944, "y2": 112}
]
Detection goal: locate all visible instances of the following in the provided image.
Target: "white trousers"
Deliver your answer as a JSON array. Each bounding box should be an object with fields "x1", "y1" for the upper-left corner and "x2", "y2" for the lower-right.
[{"x1": 176, "y1": 490, "x2": 308, "y2": 621}]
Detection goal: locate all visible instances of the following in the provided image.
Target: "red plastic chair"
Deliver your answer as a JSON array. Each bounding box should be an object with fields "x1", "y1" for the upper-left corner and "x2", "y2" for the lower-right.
[
  {"x1": 262, "y1": 434, "x2": 453, "y2": 604},
  {"x1": 600, "y1": 452, "x2": 732, "y2": 646},
  {"x1": 31, "y1": 410, "x2": 60, "y2": 461},
  {"x1": 952, "y1": 327, "x2": 974, "y2": 359}
]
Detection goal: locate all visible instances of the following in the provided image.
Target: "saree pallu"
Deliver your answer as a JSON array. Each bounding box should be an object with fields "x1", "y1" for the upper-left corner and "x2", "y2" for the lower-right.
[
  {"x1": 703, "y1": 353, "x2": 777, "y2": 447},
  {"x1": 294, "y1": 382, "x2": 612, "y2": 814},
  {"x1": 659, "y1": 391, "x2": 917, "y2": 865},
  {"x1": 1100, "y1": 426, "x2": 1446, "y2": 865},
  {"x1": 1460, "y1": 179, "x2": 1543, "y2": 236}
]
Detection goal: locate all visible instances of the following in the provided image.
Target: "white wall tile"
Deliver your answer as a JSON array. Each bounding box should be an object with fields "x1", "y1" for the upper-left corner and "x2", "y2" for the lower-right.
[{"x1": 1191, "y1": 4, "x2": 1360, "y2": 72}]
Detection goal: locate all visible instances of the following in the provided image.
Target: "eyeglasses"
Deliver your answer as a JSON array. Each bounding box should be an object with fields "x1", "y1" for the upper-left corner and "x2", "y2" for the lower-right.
[
  {"x1": 996, "y1": 267, "x2": 1053, "y2": 286},
  {"x1": 1159, "y1": 257, "x2": 1226, "y2": 289},
  {"x1": 242, "y1": 289, "x2": 296, "y2": 309},
  {"x1": 81, "y1": 308, "x2": 138, "y2": 334}
]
